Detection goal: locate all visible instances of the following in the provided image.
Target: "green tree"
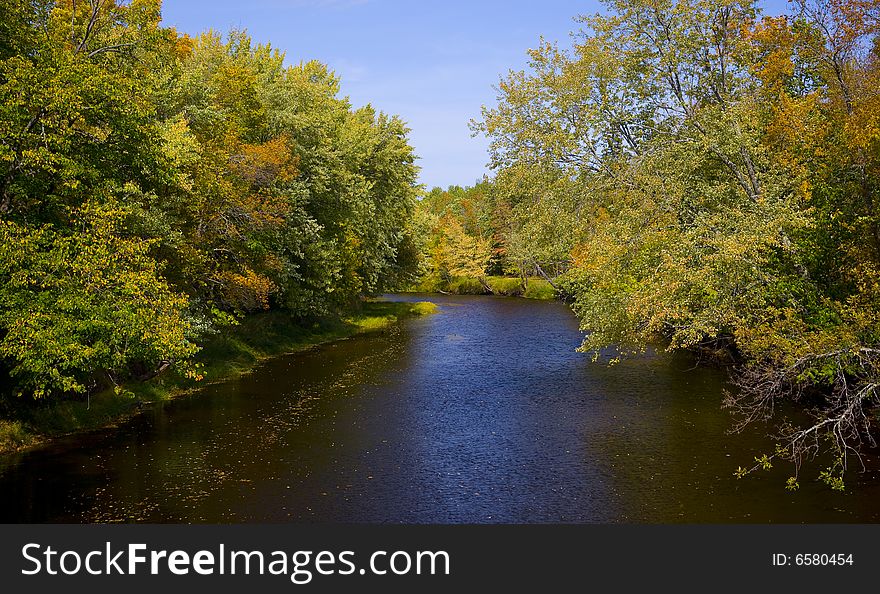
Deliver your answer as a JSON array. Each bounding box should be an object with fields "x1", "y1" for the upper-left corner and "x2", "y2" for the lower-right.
[
  {"x1": 476, "y1": 0, "x2": 880, "y2": 485},
  {"x1": 0, "y1": 2, "x2": 420, "y2": 401},
  {"x1": 0, "y1": 202, "x2": 199, "y2": 397}
]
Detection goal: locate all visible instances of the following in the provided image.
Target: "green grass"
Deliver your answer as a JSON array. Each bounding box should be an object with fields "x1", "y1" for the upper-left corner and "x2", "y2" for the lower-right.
[
  {"x1": 486, "y1": 276, "x2": 524, "y2": 296},
  {"x1": 407, "y1": 275, "x2": 556, "y2": 300},
  {"x1": 0, "y1": 300, "x2": 437, "y2": 455},
  {"x1": 0, "y1": 420, "x2": 37, "y2": 452},
  {"x1": 523, "y1": 279, "x2": 556, "y2": 300},
  {"x1": 447, "y1": 277, "x2": 485, "y2": 294}
]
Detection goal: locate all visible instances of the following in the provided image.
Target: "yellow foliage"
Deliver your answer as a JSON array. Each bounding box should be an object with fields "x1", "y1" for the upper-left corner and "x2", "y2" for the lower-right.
[
  {"x1": 217, "y1": 269, "x2": 277, "y2": 312},
  {"x1": 232, "y1": 136, "x2": 299, "y2": 187}
]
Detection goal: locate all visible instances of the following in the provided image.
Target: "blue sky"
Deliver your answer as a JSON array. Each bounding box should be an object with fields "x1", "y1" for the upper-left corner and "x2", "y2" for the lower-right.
[{"x1": 161, "y1": 0, "x2": 792, "y2": 190}]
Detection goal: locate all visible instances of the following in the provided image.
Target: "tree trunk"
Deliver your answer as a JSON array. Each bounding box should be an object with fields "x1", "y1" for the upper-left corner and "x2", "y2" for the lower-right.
[
  {"x1": 533, "y1": 262, "x2": 559, "y2": 290},
  {"x1": 137, "y1": 361, "x2": 171, "y2": 382}
]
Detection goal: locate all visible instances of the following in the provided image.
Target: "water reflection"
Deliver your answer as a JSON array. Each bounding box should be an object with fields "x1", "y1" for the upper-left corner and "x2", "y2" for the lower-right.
[{"x1": 1, "y1": 295, "x2": 878, "y2": 523}]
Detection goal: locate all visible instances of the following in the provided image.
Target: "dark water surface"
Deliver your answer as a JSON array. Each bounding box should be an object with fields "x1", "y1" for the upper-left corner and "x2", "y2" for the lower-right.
[{"x1": 2, "y1": 295, "x2": 879, "y2": 523}]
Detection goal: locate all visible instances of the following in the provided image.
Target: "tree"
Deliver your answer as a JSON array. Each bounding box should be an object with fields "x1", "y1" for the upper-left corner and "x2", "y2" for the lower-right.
[
  {"x1": 0, "y1": 202, "x2": 199, "y2": 397},
  {"x1": 475, "y1": 0, "x2": 880, "y2": 486},
  {"x1": 0, "y1": 3, "x2": 421, "y2": 401}
]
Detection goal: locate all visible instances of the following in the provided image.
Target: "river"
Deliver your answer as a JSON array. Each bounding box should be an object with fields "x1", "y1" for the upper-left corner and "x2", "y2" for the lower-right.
[{"x1": 2, "y1": 294, "x2": 879, "y2": 523}]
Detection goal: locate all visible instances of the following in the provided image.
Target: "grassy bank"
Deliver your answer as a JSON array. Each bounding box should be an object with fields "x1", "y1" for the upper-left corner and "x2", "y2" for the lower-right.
[
  {"x1": 0, "y1": 300, "x2": 437, "y2": 455},
  {"x1": 410, "y1": 276, "x2": 556, "y2": 300}
]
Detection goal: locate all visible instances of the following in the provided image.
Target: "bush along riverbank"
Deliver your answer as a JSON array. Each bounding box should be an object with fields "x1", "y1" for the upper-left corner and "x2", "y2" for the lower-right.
[
  {"x1": 0, "y1": 301, "x2": 437, "y2": 455},
  {"x1": 468, "y1": 0, "x2": 880, "y2": 488},
  {"x1": 410, "y1": 276, "x2": 556, "y2": 300}
]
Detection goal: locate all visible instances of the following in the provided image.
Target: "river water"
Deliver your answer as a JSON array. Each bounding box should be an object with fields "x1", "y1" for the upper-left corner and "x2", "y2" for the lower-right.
[{"x1": 2, "y1": 294, "x2": 879, "y2": 523}]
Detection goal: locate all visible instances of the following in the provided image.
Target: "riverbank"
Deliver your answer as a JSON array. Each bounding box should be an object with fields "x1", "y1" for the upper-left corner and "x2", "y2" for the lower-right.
[
  {"x1": 410, "y1": 276, "x2": 556, "y2": 299},
  {"x1": 0, "y1": 300, "x2": 437, "y2": 455},
  {"x1": 6, "y1": 293, "x2": 878, "y2": 523}
]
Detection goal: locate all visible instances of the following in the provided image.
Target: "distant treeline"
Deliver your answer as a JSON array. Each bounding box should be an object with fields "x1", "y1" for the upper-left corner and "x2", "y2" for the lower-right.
[
  {"x1": 0, "y1": 1, "x2": 420, "y2": 399},
  {"x1": 412, "y1": 183, "x2": 564, "y2": 296},
  {"x1": 467, "y1": 0, "x2": 880, "y2": 487}
]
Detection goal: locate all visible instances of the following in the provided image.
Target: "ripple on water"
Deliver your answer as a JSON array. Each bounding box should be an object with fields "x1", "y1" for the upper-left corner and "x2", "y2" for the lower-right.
[{"x1": 2, "y1": 294, "x2": 880, "y2": 523}]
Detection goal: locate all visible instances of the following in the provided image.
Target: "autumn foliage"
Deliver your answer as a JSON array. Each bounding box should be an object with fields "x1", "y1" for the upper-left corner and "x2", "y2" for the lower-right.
[
  {"x1": 476, "y1": 0, "x2": 880, "y2": 485},
  {"x1": 0, "y1": 1, "x2": 420, "y2": 399}
]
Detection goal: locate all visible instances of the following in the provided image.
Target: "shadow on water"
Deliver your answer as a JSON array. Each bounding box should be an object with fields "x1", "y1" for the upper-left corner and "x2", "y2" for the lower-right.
[{"x1": 1, "y1": 294, "x2": 879, "y2": 523}]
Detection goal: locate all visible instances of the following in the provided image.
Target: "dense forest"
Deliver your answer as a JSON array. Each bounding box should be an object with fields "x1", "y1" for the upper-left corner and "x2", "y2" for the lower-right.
[
  {"x1": 0, "y1": 1, "x2": 421, "y2": 403},
  {"x1": 2, "y1": 0, "x2": 880, "y2": 489},
  {"x1": 410, "y1": 183, "x2": 557, "y2": 298}
]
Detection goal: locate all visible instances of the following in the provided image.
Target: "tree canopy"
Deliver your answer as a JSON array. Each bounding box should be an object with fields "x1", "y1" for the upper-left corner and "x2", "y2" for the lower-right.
[
  {"x1": 474, "y1": 0, "x2": 880, "y2": 487},
  {"x1": 0, "y1": 0, "x2": 420, "y2": 399}
]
